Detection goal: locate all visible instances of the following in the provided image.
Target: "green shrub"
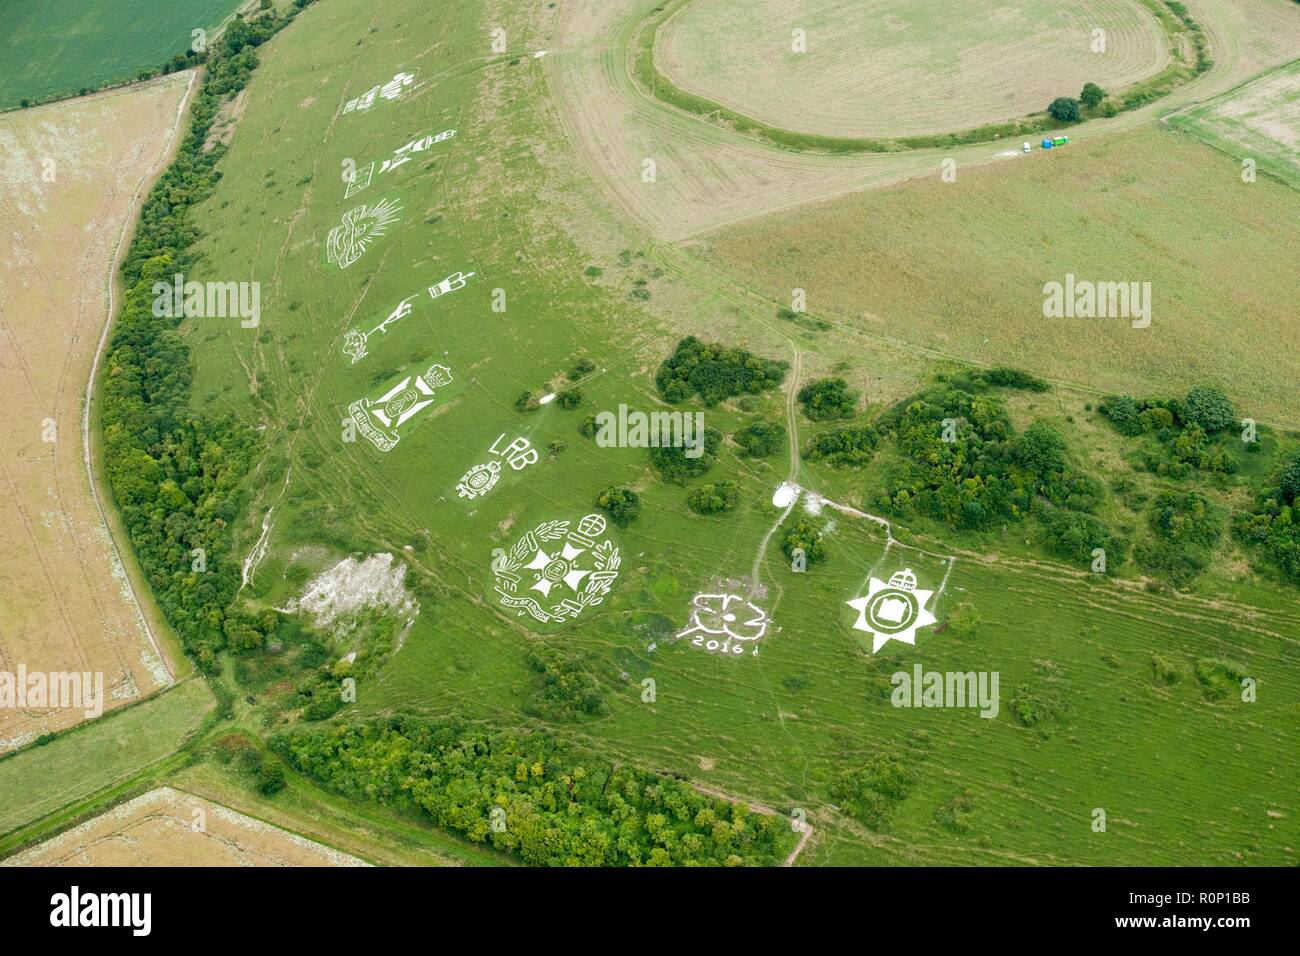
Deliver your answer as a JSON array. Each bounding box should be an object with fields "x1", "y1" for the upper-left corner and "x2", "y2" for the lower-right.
[
  {"x1": 780, "y1": 517, "x2": 827, "y2": 566},
  {"x1": 687, "y1": 481, "x2": 739, "y2": 514},
  {"x1": 803, "y1": 425, "x2": 878, "y2": 466},
  {"x1": 733, "y1": 420, "x2": 786, "y2": 458},
  {"x1": 595, "y1": 486, "x2": 642, "y2": 527},
  {"x1": 1048, "y1": 96, "x2": 1081, "y2": 122},
  {"x1": 797, "y1": 377, "x2": 857, "y2": 421},
  {"x1": 1183, "y1": 385, "x2": 1235, "y2": 432}
]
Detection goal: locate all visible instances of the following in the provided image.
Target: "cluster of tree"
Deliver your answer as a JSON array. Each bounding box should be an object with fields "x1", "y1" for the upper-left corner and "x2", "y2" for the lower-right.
[
  {"x1": 1049, "y1": 82, "x2": 1112, "y2": 122},
  {"x1": 827, "y1": 752, "x2": 916, "y2": 831},
  {"x1": 1233, "y1": 454, "x2": 1300, "y2": 584},
  {"x1": 803, "y1": 424, "x2": 878, "y2": 467},
  {"x1": 655, "y1": 336, "x2": 787, "y2": 406},
  {"x1": 732, "y1": 420, "x2": 785, "y2": 458},
  {"x1": 595, "y1": 486, "x2": 642, "y2": 528},
  {"x1": 1101, "y1": 388, "x2": 1241, "y2": 497},
  {"x1": 1135, "y1": 490, "x2": 1223, "y2": 587},
  {"x1": 875, "y1": 385, "x2": 1122, "y2": 568},
  {"x1": 556, "y1": 389, "x2": 583, "y2": 410},
  {"x1": 687, "y1": 480, "x2": 739, "y2": 515},
  {"x1": 797, "y1": 377, "x2": 857, "y2": 421},
  {"x1": 649, "y1": 427, "x2": 721, "y2": 483},
  {"x1": 277, "y1": 716, "x2": 795, "y2": 866},
  {"x1": 780, "y1": 516, "x2": 827, "y2": 567},
  {"x1": 100, "y1": 7, "x2": 297, "y2": 673},
  {"x1": 523, "y1": 644, "x2": 610, "y2": 721}
]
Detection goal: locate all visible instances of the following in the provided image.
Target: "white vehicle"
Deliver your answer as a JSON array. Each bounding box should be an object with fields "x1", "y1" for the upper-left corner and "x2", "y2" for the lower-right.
[{"x1": 1022, "y1": 141, "x2": 1032, "y2": 153}]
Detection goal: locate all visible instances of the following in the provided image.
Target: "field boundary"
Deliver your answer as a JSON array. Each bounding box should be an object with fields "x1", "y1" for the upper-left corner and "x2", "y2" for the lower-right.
[{"x1": 632, "y1": 0, "x2": 1207, "y2": 154}]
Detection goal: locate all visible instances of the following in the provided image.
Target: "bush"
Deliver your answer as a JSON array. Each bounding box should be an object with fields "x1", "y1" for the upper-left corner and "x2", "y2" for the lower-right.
[
  {"x1": 828, "y1": 754, "x2": 917, "y2": 831},
  {"x1": 803, "y1": 425, "x2": 878, "y2": 467},
  {"x1": 780, "y1": 517, "x2": 827, "y2": 566},
  {"x1": 797, "y1": 377, "x2": 857, "y2": 421},
  {"x1": 732, "y1": 420, "x2": 785, "y2": 458},
  {"x1": 1282, "y1": 454, "x2": 1300, "y2": 504},
  {"x1": 557, "y1": 388, "x2": 583, "y2": 409},
  {"x1": 1183, "y1": 385, "x2": 1234, "y2": 432},
  {"x1": 649, "y1": 427, "x2": 721, "y2": 483},
  {"x1": 595, "y1": 486, "x2": 642, "y2": 527},
  {"x1": 1080, "y1": 82, "x2": 1106, "y2": 108},
  {"x1": 655, "y1": 336, "x2": 787, "y2": 406},
  {"x1": 687, "y1": 481, "x2": 739, "y2": 514},
  {"x1": 1048, "y1": 97, "x2": 1081, "y2": 122},
  {"x1": 568, "y1": 357, "x2": 597, "y2": 380},
  {"x1": 976, "y1": 367, "x2": 1049, "y2": 392},
  {"x1": 1100, "y1": 395, "x2": 1144, "y2": 436}
]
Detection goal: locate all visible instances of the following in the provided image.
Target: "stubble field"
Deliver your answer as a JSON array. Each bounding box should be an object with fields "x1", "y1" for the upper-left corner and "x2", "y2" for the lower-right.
[
  {"x1": 656, "y1": 0, "x2": 1169, "y2": 139},
  {"x1": 0, "y1": 75, "x2": 194, "y2": 751}
]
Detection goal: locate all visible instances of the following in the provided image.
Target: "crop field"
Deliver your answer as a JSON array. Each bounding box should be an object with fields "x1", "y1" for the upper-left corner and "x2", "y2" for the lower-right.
[
  {"x1": 0, "y1": 74, "x2": 194, "y2": 751},
  {"x1": 657, "y1": 0, "x2": 1169, "y2": 139},
  {"x1": 3, "y1": 786, "x2": 368, "y2": 866},
  {"x1": 1169, "y1": 57, "x2": 1300, "y2": 188},
  {"x1": 0, "y1": 0, "x2": 245, "y2": 109},
  {"x1": 695, "y1": 124, "x2": 1300, "y2": 427}
]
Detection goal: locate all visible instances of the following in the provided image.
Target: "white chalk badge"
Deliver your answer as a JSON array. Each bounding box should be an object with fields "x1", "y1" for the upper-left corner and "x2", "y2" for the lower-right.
[{"x1": 492, "y1": 513, "x2": 621, "y2": 625}]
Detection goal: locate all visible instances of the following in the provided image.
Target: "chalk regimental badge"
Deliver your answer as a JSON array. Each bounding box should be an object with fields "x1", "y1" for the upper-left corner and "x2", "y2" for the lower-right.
[
  {"x1": 846, "y1": 568, "x2": 937, "y2": 653},
  {"x1": 493, "y1": 513, "x2": 620, "y2": 624},
  {"x1": 348, "y1": 364, "x2": 452, "y2": 452}
]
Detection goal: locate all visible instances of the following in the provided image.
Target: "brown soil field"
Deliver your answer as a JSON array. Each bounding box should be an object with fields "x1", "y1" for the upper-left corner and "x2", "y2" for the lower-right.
[
  {"x1": 3, "y1": 786, "x2": 369, "y2": 866},
  {"x1": 0, "y1": 73, "x2": 196, "y2": 751}
]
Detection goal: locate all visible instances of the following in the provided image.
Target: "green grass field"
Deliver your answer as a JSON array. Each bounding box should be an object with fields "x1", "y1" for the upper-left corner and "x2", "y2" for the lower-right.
[
  {"x1": 0, "y1": 0, "x2": 244, "y2": 107},
  {"x1": 0, "y1": 680, "x2": 213, "y2": 839},
  {"x1": 143, "y1": 0, "x2": 1300, "y2": 866}
]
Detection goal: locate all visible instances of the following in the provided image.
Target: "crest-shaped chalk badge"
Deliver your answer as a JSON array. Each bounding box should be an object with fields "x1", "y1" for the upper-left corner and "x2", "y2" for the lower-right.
[
  {"x1": 846, "y1": 568, "x2": 937, "y2": 653},
  {"x1": 492, "y1": 513, "x2": 620, "y2": 624},
  {"x1": 347, "y1": 364, "x2": 452, "y2": 452}
]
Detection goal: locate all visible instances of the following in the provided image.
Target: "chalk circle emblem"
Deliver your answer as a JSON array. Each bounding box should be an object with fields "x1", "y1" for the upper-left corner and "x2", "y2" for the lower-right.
[
  {"x1": 493, "y1": 513, "x2": 620, "y2": 624},
  {"x1": 846, "y1": 568, "x2": 937, "y2": 653}
]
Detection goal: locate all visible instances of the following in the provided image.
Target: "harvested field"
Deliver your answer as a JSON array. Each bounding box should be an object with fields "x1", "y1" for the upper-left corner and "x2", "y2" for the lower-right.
[
  {"x1": 657, "y1": 0, "x2": 1169, "y2": 139},
  {"x1": 3, "y1": 786, "x2": 369, "y2": 866},
  {"x1": 0, "y1": 74, "x2": 195, "y2": 751},
  {"x1": 548, "y1": 0, "x2": 1300, "y2": 239},
  {"x1": 1169, "y1": 57, "x2": 1300, "y2": 188}
]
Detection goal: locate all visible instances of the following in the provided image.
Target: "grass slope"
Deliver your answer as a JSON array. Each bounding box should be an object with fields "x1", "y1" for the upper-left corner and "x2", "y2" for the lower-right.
[
  {"x1": 124, "y1": 0, "x2": 1300, "y2": 866},
  {"x1": 696, "y1": 124, "x2": 1300, "y2": 427}
]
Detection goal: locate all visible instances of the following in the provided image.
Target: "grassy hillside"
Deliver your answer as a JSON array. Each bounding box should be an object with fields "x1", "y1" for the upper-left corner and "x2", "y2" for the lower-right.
[
  {"x1": 695, "y1": 124, "x2": 1300, "y2": 427},
  {"x1": 149, "y1": 0, "x2": 1300, "y2": 866}
]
